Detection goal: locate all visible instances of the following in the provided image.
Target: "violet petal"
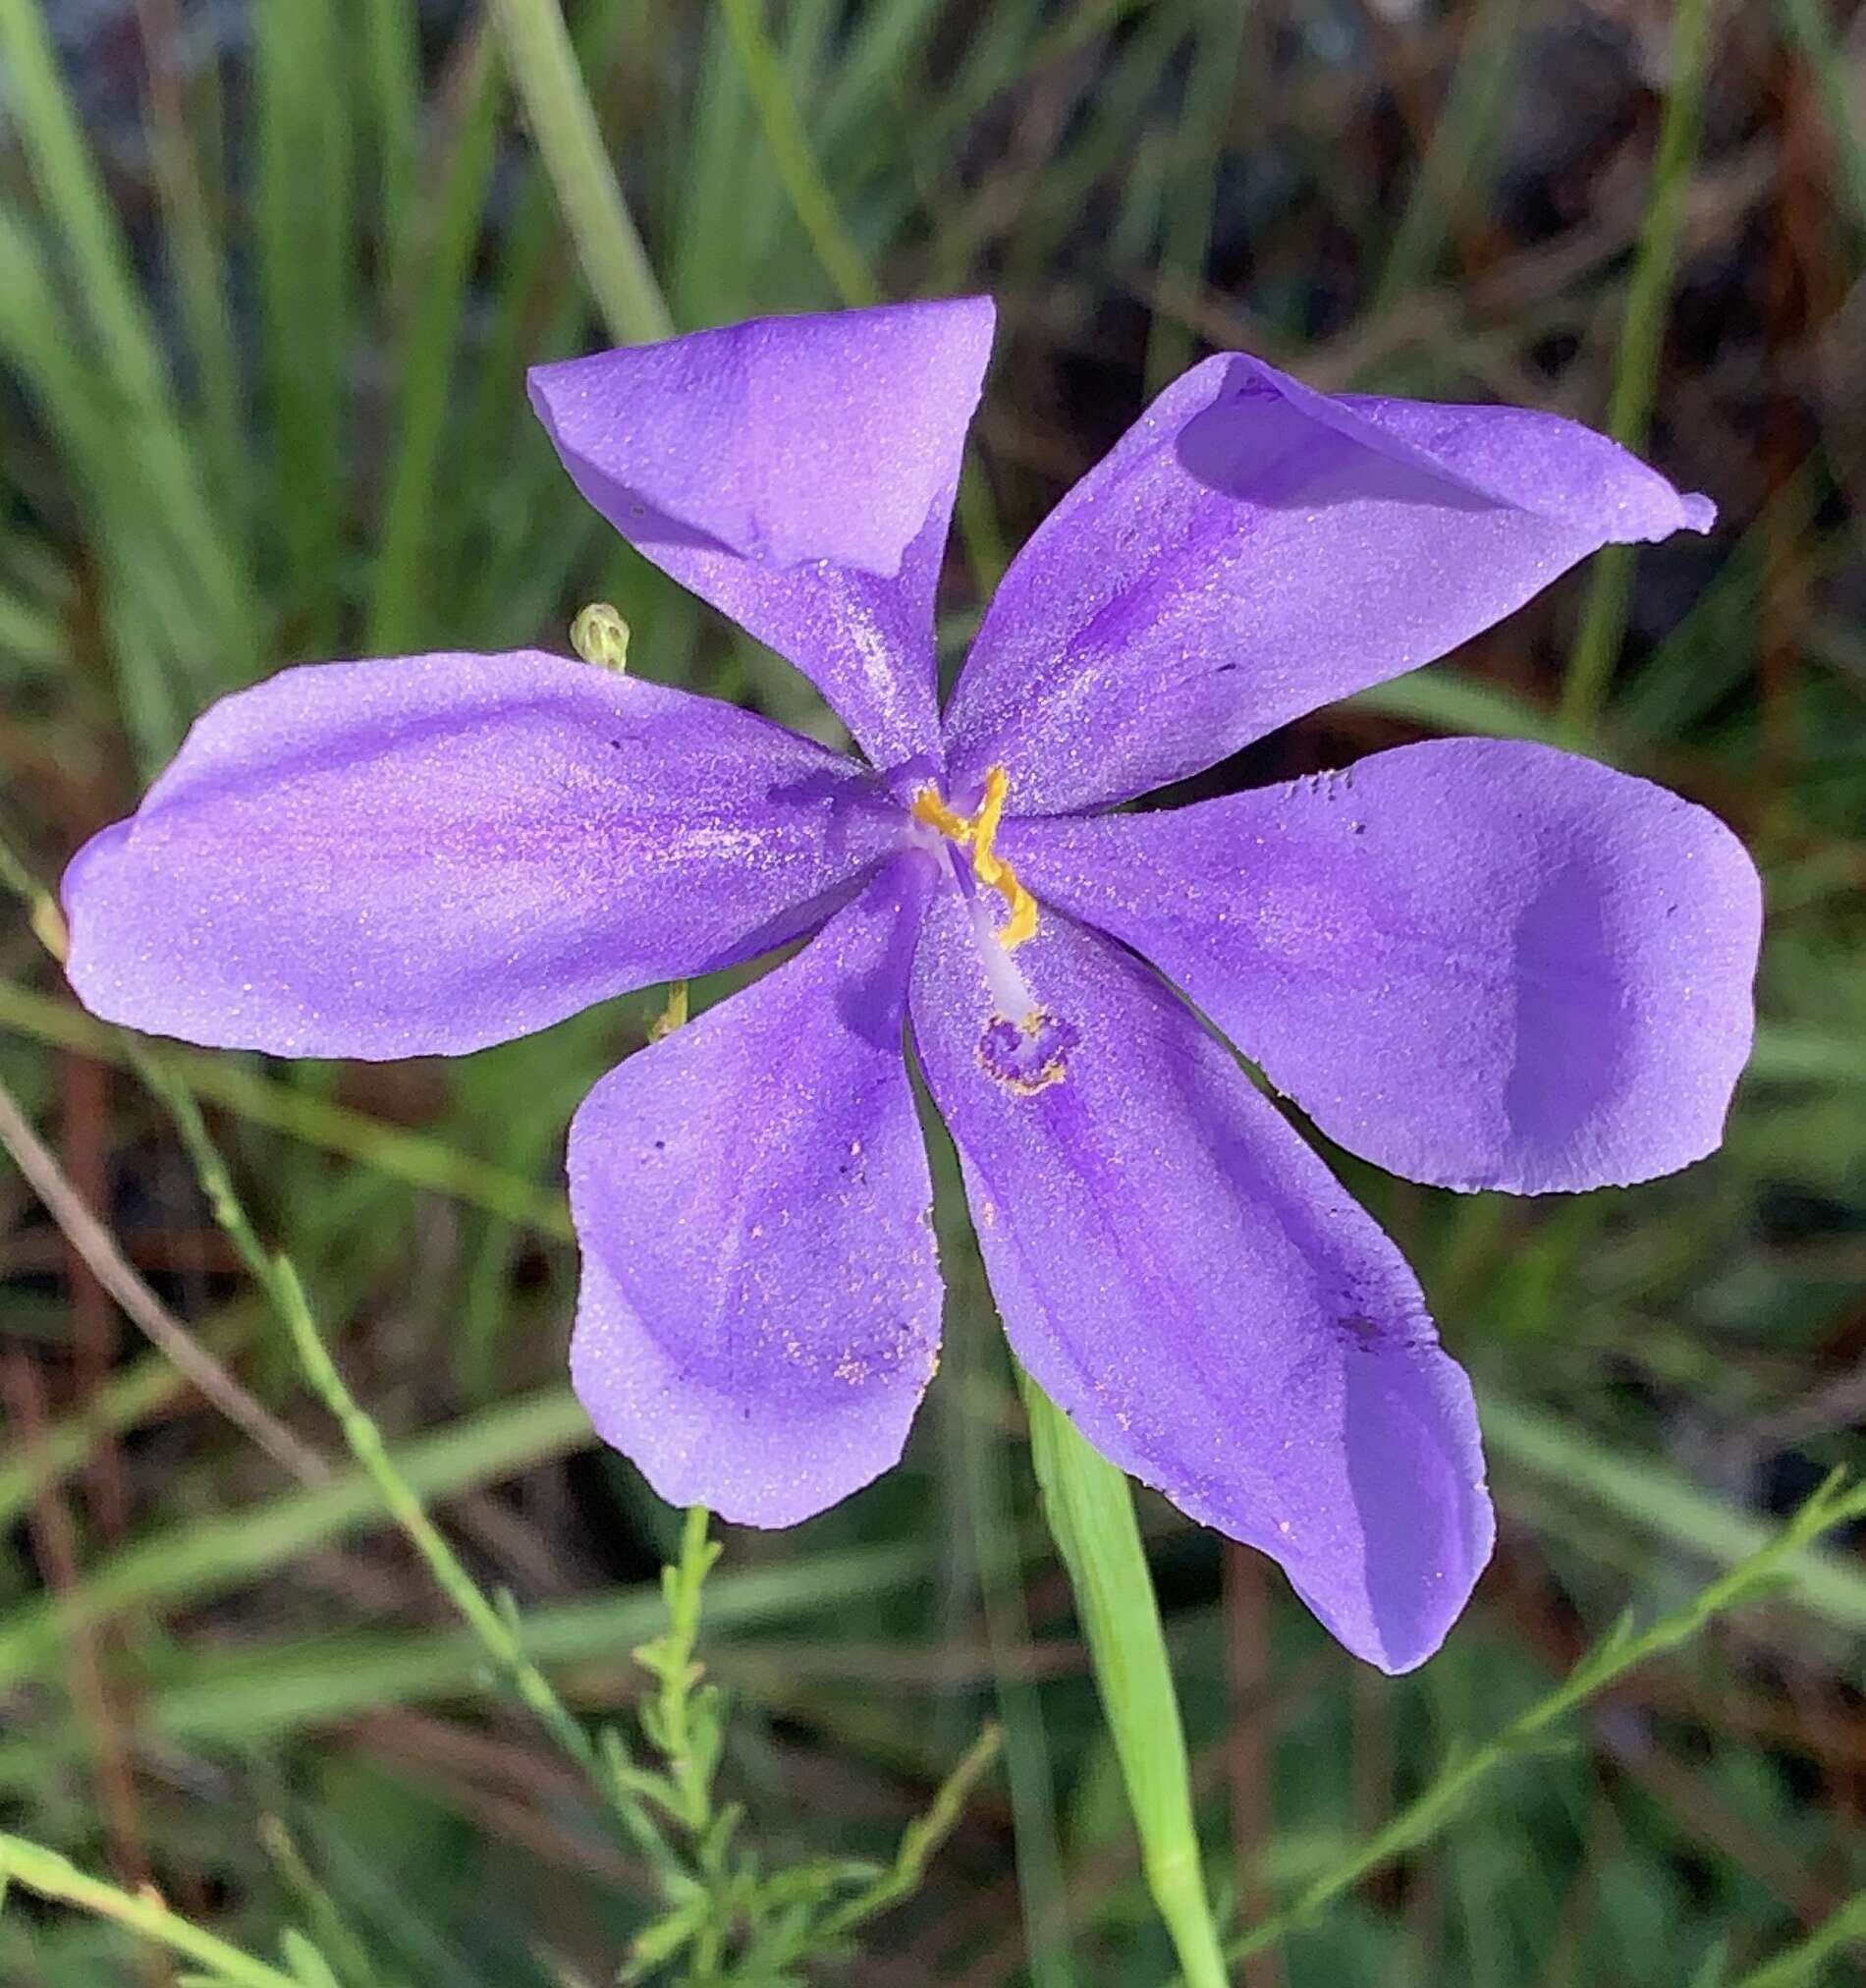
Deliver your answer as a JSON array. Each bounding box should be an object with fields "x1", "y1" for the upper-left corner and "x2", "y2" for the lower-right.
[
  {"x1": 943, "y1": 353, "x2": 1712, "y2": 812},
  {"x1": 570, "y1": 859, "x2": 942, "y2": 1524},
  {"x1": 910, "y1": 892, "x2": 1493, "y2": 1672},
  {"x1": 63, "y1": 650, "x2": 895, "y2": 1059},
  {"x1": 1006, "y1": 739, "x2": 1762, "y2": 1194},
  {"x1": 529, "y1": 300, "x2": 995, "y2": 772}
]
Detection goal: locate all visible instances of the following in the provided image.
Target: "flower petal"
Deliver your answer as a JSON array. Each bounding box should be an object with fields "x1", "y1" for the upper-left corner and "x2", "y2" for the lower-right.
[
  {"x1": 1006, "y1": 740, "x2": 1762, "y2": 1194},
  {"x1": 910, "y1": 893, "x2": 1492, "y2": 1672},
  {"x1": 529, "y1": 299, "x2": 995, "y2": 772},
  {"x1": 64, "y1": 650, "x2": 896, "y2": 1060},
  {"x1": 943, "y1": 353, "x2": 1712, "y2": 812},
  {"x1": 569, "y1": 859, "x2": 942, "y2": 1524}
]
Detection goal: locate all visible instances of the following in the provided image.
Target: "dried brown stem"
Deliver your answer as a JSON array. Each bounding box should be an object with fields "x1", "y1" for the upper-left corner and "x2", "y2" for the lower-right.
[{"x1": 0, "y1": 1070, "x2": 327, "y2": 1484}]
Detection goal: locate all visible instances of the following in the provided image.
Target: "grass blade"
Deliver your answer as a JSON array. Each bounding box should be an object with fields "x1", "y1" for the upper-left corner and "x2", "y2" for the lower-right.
[{"x1": 1021, "y1": 1367, "x2": 1229, "y2": 1988}]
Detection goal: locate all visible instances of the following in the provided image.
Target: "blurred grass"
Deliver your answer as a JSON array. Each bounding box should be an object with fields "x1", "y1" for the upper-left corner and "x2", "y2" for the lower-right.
[{"x1": 2, "y1": 0, "x2": 1866, "y2": 1982}]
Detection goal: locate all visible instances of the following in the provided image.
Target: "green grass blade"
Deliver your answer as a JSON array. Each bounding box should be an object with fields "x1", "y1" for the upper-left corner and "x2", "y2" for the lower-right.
[
  {"x1": 1145, "y1": 0, "x2": 1247, "y2": 391},
  {"x1": 0, "y1": 212, "x2": 205, "y2": 755},
  {"x1": 1559, "y1": 0, "x2": 1719, "y2": 742},
  {"x1": 0, "y1": 1835, "x2": 302, "y2": 1987},
  {"x1": 135, "y1": 1, "x2": 247, "y2": 529},
  {"x1": 1772, "y1": 0, "x2": 1866, "y2": 242},
  {"x1": 963, "y1": 1336, "x2": 1072, "y2": 1988},
  {"x1": 0, "y1": 981, "x2": 572, "y2": 1235},
  {"x1": 0, "y1": 1388, "x2": 592, "y2": 1689},
  {"x1": 366, "y1": 28, "x2": 508, "y2": 654},
  {"x1": 0, "y1": 1543, "x2": 927, "y2": 1778},
  {"x1": 487, "y1": 0, "x2": 674, "y2": 345},
  {"x1": 0, "y1": 0, "x2": 252, "y2": 681},
  {"x1": 253, "y1": 0, "x2": 357, "y2": 649},
  {"x1": 1372, "y1": 0, "x2": 1519, "y2": 305},
  {"x1": 1020, "y1": 1368, "x2": 1228, "y2": 1988},
  {"x1": 1224, "y1": 1471, "x2": 1866, "y2": 1968},
  {"x1": 364, "y1": 0, "x2": 422, "y2": 311},
  {"x1": 1481, "y1": 1394, "x2": 1866, "y2": 1635},
  {"x1": 716, "y1": 0, "x2": 879, "y2": 307},
  {"x1": 0, "y1": 1311, "x2": 254, "y2": 1533},
  {"x1": 1345, "y1": 667, "x2": 1564, "y2": 747}
]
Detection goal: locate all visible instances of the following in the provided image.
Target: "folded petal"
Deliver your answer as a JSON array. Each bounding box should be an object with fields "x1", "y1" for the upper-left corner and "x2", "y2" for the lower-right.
[
  {"x1": 529, "y1": 299, "x2": 995, "y2": 772},
  {"x1": 910, "y1": 893, "x2": 1492, "y2": 1671},
  {"x1": 1006, "y1": 740, "x2": 1762, "y2": 1194},
  {"x1": 569, "y1": 859, "x2": 942, "y2": 1524},
  {"x1": 943, "y1": 353, "x2": 1712, "y2": 812},
  {"x1": 64, "y1": 650, "x2": 896, "y2": 1059}
]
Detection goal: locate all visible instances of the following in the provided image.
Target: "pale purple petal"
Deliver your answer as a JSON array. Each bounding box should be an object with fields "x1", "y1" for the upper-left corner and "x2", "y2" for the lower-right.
[
  {"x1": 529, "y1": 300, "x2": 995, "y2": 772},
  {"x1": 569, "y1": 861, "x2": 941, "y2": 1524},
  {"x1": 64, "y1": 651, "x2": 896, "y2": 1060},
  {"x1": 943, "y1": 353, "x2": 1713, "y2": 812},
  {"x1": 909, "y1": 893, "x2": 1492, "y2": 1672},
  {"x1": 1005, "y1": 740, "x2": 1762, "y2": 1194}
]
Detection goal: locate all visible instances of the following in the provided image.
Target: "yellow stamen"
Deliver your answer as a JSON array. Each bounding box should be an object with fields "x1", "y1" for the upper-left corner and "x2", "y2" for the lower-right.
[
  {"x1": 967, "y1": 767, "x2": 1039, "y2": 950},
  {"x1": 911, "y1": 765, "x2": 1040, "y2": 951},
  {"x1": 910, "y1": 787, "x2": 972, "y2": 842}
]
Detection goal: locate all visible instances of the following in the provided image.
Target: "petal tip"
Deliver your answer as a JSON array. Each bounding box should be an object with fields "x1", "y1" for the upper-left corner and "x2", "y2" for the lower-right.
[
  {"x1": 1680, "y1": 490, "x2": 1718, "y2": 534},
  {"x1": 528, "y1": 299, "x2": 996, "y2": 580}
]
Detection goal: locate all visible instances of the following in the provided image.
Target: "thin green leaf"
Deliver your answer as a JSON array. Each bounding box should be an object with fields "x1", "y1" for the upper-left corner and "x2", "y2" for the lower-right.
[{"x1": 1021, "y1": 1369, "x2": 1229, "y2": 1988}]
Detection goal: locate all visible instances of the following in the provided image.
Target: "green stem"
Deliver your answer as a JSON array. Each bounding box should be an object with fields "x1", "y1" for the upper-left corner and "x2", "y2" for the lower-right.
[
  {"x1": 267, "y1": 1248, "x2": 682, "y2": 1880},
  {"x1": 1558, "y1": 0, "x2": 1719, "y2": 744},
  {"x1": 0, "y1": 1832, "x2": 302, "y2": 1987},
  {"x1": 817, "y1": 1721, "x2": 1005, "y2": 1940},
  {"x1": 486, "y1": 0, "x2": 674, "y2": 345},
  {"x1": 1018, "y1": 1368, "x2": 1229, "y2": 1988},
  {"x1": 654, "y1": 1504, "x2": 718, "y2": 1827}
]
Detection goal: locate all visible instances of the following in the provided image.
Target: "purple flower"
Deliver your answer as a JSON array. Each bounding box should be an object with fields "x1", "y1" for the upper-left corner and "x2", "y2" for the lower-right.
[{"x1": 60, "y1": 299, "x2": 1762, "y2": 1673}]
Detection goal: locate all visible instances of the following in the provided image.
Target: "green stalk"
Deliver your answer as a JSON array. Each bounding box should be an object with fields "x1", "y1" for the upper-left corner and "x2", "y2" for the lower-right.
[
  {"x1": 485, "y1": 0, "x2": 674, "y2": 344},
  {"x1": 0, "y1": 1833, "x2": 303, "y2": 1986},
  {"x1": 265, "y1": 1250, "x2": 683, "y2": 1880},
  {"x1": 1019, "y1": 1369, "x2": 1228, "y2": 1988},
  {"x1": 1558, "y1": 0, "x2": 1719, "y2": 743}
]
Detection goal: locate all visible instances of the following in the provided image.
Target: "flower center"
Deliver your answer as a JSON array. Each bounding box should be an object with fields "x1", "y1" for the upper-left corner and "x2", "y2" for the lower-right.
[
  {"x1": 911, "y1": 765, "x2": 1042, "y2": 1028},
  {"x1": 910, "y1": 766, "x2": 1038, "y2": 950}
]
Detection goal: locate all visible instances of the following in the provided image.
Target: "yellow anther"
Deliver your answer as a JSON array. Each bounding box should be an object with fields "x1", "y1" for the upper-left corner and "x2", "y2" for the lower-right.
[
  {"x1": 991, "y1": 872, "x2": 1040, "y2": 950},
  {"x1": 911, "y1": 766, "x2": 1039, "y2": 951},
  {"x1": 971, "y1": 764, "x2": 1011, "y2": 857},
  {"x1": 910, "y1": 787, "x2": 972, "y2": 842}
]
